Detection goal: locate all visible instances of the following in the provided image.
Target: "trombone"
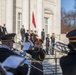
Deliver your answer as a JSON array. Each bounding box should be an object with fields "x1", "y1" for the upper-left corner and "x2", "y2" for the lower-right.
[{"x1": 55, "y1": 42, "x2": 70, "y2": 54}]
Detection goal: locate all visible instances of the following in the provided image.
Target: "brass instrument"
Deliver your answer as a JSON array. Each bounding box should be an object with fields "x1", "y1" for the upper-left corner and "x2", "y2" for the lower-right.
[{"x1": 55, "y1": 42, "x2": 70, "y2": 54}]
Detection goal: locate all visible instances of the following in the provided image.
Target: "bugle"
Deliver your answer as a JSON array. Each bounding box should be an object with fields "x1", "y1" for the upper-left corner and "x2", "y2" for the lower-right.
[{"x1": 55, "y1": 42, "x2": 70, "y2": 53}]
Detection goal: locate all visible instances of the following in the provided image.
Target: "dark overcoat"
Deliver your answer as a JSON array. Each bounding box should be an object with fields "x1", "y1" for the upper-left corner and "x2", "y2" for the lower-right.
[
  {"x1": 0, "y1": 47, "x2": 28, "y2": 75},
  {"x1": 60, "y1": 51, "x2": 76, "y2": 75},
  {"x1": 26, "y1": 48, "x2": 46, "y2": 75}
]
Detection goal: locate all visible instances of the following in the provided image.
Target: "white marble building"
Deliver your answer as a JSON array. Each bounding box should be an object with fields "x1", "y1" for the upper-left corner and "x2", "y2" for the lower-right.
[{"x1": 0, "y1": 0, "x2": 61, "y2": 40}]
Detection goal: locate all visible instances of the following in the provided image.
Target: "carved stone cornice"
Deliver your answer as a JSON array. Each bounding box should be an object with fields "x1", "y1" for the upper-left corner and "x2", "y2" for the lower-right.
[
  {"x1": 44, "y1": 8, "x2": 54, "y2": 15},
  {"x1": 44, "y1": 0, "x2": 55, "y2": 3}
]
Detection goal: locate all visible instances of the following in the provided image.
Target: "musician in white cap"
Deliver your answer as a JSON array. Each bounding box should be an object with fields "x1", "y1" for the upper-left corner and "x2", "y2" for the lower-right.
[{"x1": 0, "y1": 33, "x2": 28, "y2": 75}]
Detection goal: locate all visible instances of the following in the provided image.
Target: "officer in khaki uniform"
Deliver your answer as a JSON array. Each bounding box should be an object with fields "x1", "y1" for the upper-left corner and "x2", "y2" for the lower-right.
[
  {"x1": 60, "y1": 29, "x2": 76, "y2": 75},
  {"x1": 26, "y1": 38, "x2": 46, "y2": 75}
]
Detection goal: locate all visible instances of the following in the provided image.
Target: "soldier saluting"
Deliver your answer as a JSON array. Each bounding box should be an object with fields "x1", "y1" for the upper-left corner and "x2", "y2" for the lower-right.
[{"x1": 26, "y1": 38, "x2": 46, "y2": 75}]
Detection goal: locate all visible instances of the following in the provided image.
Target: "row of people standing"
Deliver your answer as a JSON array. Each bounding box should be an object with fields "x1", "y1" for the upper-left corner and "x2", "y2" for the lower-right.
[
  {"x1": 20, "y1": 26, "x2": 55, "y2": 55},
  {"x1": 20, "y1": 25, "x2": 38, "y2": 43},
  {"x1": 41, "y1": 29, "x2": 55, "y2": 55},
  {"x1": 45, "y1": 33, "x2": 55, "y2": 55},
  {"x1": 41, "y1": 29, "x2": 76, "y2": 75}
]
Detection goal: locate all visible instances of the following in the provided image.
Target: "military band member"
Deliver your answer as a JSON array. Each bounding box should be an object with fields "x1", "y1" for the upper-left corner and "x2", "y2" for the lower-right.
[
  {"x1": 0, "y1": 33, "x2": 28, "y2": 75},
  {"x1": 60, "y1": 29, "x2": 76, "y2": 75},
  {"x1": 26, "y1": 38, "x2": 46, "y2": 75}
]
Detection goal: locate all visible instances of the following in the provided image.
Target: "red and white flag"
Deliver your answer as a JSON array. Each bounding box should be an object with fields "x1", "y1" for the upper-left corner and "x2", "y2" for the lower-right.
[{"x1": 32, "y1": 12, "x2": 36, "y2": 28}]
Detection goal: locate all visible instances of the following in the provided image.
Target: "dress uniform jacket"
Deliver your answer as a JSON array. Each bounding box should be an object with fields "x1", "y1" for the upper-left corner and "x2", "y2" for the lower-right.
[
  {"x1": 0, "y1": 46, "x2": 28, "y2": 75},
  {"x1": 26, "y1": 47, "x2": 46, "y2": 75},
  {"x1": 60, "y1": 51, "x2": 76, "y2": 75},
  {"x1": 60, "y1": 29, "x2": 76, "y2": 75}
]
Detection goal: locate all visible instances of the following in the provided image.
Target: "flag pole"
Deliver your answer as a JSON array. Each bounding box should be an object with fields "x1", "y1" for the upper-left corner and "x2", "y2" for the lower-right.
[{"x1": 29, "y1": 0, "x2": 30, "y2": 31}]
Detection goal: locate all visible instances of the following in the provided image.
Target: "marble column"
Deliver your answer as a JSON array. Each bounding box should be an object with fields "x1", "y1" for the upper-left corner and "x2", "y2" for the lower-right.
[
  {"x1": 37, "y1": 0, "x2": 43, "y2": 37},
  {"x1": 6, "y1": 0, "x2": 13, "y2": 33},
  {"x1": 0, "y1": 0, "x2": 2, "y2": 25},
  {"x1": 22, "y1": 0, "x2": 29, "y2": 30},
  {"x1": 54, "y1": 0, "x2": 61, "y2": 34}
]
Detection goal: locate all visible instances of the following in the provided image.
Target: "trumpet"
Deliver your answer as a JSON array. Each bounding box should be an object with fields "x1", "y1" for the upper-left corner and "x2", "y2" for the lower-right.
[{"x1": 55, "y1": 42, "x2": 70, "y2": 54}]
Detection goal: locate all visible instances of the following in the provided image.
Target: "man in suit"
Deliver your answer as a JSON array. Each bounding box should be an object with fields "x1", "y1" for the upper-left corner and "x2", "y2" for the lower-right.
[
  {"x1": 2, "y1": 24, "x2": 8, "y2": 35},
  {"x1": 41, "y1": 29, "x2": 45, "y2": 42},
  {"x1": 50, "y1": 33, "x2": 55, "y2": 55},
  {"x1": 25, "y1": 30, "x2": 29, "y2": 42},
  {"x1": 46, "y1": 34, "x2": 50, "y2": 54},
  {"x1": 0, "y1": 33, "x2": 28, "y2": 75},
  {"x1": 20, "y1": 25, "x2": 25, "y2": 42},
  {"x1": 26, "y1": 38, "x2": 46, "y2": 75},
  {"x1": 60, "y1": 29, "x2": 76, "y2": 75}
]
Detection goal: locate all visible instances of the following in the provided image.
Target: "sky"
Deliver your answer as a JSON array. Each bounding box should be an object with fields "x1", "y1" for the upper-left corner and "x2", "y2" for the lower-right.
[{"x1": 61, "y1": 0, "x2": 75, "y2": 12}]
